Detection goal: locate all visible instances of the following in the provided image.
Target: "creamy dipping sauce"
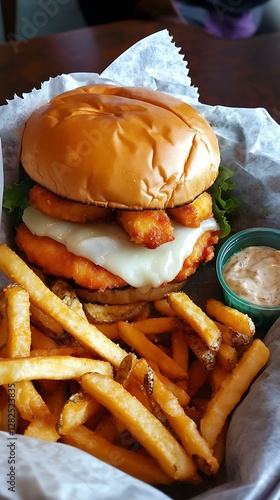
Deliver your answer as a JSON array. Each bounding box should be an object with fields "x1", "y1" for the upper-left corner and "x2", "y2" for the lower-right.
[{"x1": 223, "y1": 246, "x2": 280, "y2": 306}]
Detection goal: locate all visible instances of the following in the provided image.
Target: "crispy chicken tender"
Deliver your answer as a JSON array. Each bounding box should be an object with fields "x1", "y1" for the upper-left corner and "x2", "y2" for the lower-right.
[
  {"x1": 29, "y1": 184, "x2": 112, "y2": 223},
  {"x1": 167, "y1": 193, "x2": 213, "y2": 228},
  {"x1": 118, "y1": 210, "x2": 174, "y2": 249},
  {"x1": 15, "y1": 224, "x2": 219, "y2": 292},
  {"x1": 175, "y1": 230, "x2": 219, "y2": 282},
  {"x1": 15, "y1": 224, "x2": 127, "y2": 291}
]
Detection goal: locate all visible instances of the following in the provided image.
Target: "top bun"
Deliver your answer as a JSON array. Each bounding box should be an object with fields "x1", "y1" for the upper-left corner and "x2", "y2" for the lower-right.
[{"x1": 20, "y1": 84, "x2": 220, "y2": 210}]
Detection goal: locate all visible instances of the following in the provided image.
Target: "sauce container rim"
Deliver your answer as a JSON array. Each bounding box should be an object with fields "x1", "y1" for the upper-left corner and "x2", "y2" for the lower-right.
[{"x1": 216, "y1": 227, "x2": 280, "y2": 312}]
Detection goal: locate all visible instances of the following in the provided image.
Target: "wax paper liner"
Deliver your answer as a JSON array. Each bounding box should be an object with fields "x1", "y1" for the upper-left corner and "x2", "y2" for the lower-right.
[{"x1": 0, "y1": 29, "x2": 280, "y2": 500}]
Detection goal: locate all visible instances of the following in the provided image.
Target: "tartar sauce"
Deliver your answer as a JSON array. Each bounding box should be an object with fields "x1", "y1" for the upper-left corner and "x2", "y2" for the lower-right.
[{"x1": 223, "y1": 246, "x2": 280, "y2": 306}]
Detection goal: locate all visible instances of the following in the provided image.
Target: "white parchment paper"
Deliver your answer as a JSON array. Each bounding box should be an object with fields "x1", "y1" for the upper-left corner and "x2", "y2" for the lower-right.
[{"x1": 0, "y1": 29, "x2": 280, "y2": 500}]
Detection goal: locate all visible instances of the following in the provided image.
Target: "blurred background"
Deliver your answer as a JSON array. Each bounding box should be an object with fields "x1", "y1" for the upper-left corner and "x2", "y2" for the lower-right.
[{"x1": 0, "y1": 0, "x2": 280, "y2": 44}]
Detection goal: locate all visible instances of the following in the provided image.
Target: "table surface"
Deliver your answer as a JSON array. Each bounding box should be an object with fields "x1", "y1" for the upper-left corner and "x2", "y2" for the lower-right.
[{"x1": 0, "y1": 19, "x2": 280, "y2": 123}]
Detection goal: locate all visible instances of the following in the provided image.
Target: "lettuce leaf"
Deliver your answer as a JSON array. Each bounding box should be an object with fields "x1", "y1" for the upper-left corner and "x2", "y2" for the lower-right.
[
  {"x1": 208, "y1": 165, "x2": 240, "y2": 239},
  {"x1": 3, "y1": 177, "x2": 35, "y2": 225}
]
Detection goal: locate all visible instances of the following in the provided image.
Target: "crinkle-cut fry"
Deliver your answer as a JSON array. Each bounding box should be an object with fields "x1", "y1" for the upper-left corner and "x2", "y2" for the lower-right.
[
  {"x1": 187, "y1": 358, "x2": 208, "y2": 398},
  {"x1": 61, "y1": 424, "x2": 173, "y2": 485},
  {"x1": 132, "y1": 359, "x2": 219, "y2": 476},
  {"x1": 24, "y1": 415, "x2": 60, "y2": 442},
  {"x1": 206, "y1": 298, "x2": 255, "y2": 338},
  {"x1": 217, "y1": 343, "x2": 238, "y2": 372},
  {"x1": 0, "y1": 245, "x2": 126, "y2": 367},
  {"x1": 200, "y1": 339, "x2": 270, "y2": 448},
  {"x1": 4, "y1": 284, "x2": 31, "y2": 357},
  {"x1": 80, "y1": 372, "x2": 200, "y2": 482},
  {"x1": 57, "y1": 390, "x2": 102, "y2": 436},
  {"x1": 167, "y1": 293, "x2": 221, "y2": 352},
  {"x1": 0, "y1": 356, "x2": 113, "y2": 385},
  {"x1": 117, "y1": 321, "x2": 188, "y2": 380}
]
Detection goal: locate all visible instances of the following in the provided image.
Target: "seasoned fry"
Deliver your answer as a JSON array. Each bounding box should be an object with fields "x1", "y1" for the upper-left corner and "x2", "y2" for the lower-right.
[
  {"x1": 132, "y1": 316, "x2": 177, "y2": 336},
  {"x1": 206, "y1": 298, "x2": 255, "y2": 338},
  {"x1": 153, "y1": 298, "x2": 177, "y2": 317},
  {"x1": 167, "y1": 293, "x2": 221, "y2": 352},
  {"x1": 0, "y1": 245, "x2": 127, "y2": 367},
  {"x1": 24, "y1": 415, "x2": 60, "y2": 441},
  {"x1": 50, "y1": 279, "x2": 87, "y2": 319},
  {"x1": 187, "y1": 358, "x2": 208, "y2": 398},
  {"x1": 146, "y1": 359, "x2": 190, "y2": 407},
  {"x1": 200, "y1": 339, "x2": 270, "y2": 448},
  {"x1": 185, "y1": 331, "x2": 217, "y2": 373},
  {"x1": 62, "y1": 424, "x2": 173, "y2": 485},
  {"x1": 57, "y1": 391, "x2": 102, "y2": 436},
  {"x1": 0, "y1": 356, "x2": 113, "y2": 385},
  {"x1": 4, "y1": 284, "x2": 31, "y2": 357},
  {"x1": 117, "y1": 321, "x2": 188, "y2": 380},
  {"x1": 217, "y1": 343, "x2": 238, "y2": 372},
  {"x1": 84, "y1": 301, "x2": 150, "y2": 324},
  {"x1": 80, "y1": 372, "x2": 200, "y2": 482},
  {"x1": 132, "y1": 359, "x2": 219, "y2": 476}
]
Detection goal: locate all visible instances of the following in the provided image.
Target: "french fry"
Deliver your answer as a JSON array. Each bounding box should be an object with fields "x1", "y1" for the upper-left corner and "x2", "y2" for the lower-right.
[
  {"x1": 146, "y1": 359, "x2": 190, "y2": 408},
  {"x1": 62, "y1": 424, "x2": 173, "y2": 485},
  {"x1": 187, "y1": 358, "x2": 208, "y2": 398},
  {"x1": 171, "y1": 327, "x2": 189, "y2": 391},
  {"x1": 217, "y1": 343, "x2": 238, "y2": 372},
  {"x1": 167, "y1": 293, "x2": 221, "y2": 352},
  {"x1": 132, "y1": 359, "x2": 219, "y2": 476},
  {"x1": 200, "y1": 339, "x2": 270, "y2": 448},
  {"x1": 117, "y1": 321, "x2": 187, "y2": 380},
  {"x1": 30, "y1": 302, "x2": 64, "y2": 337},
  {"x1": 185, "y1": 331, "x2": 217, "y2": 373},
  {"x1": 12, "y1": 380, "x2": 52, "y2": 421},
  {"x1": 24, "y1": 415, "x2": 60, "y2": 442},
  {"x1": 0, "y1": 245, "x2": 127, "y2": 367},
  {"x1": 4, "y1": 284, "x2": 31, "y2": 357},
  {"x1": 80, "y1": 372, "x2": 200, "y2": 482},
  {"x1": 50, "y1": 279, "x2": 87, "y2": 319},
  {"x1": 206, "y1": 298, "x2": 255, "y2": 338},
  {"x1": 0, "y1": 292, "x2": 8, "y2": 348},
  {"x1": 153, "y1": 298, "x2": 177, "y2": 317},
  {"x1": 30, "y1": 325, "x2": 58, "y2": 350},
  {"x1": 84, "y1": 301, "x2": 150, "y2": 324},
  {"x1": 94, "y1": 413, "x2": 118, "y2": 442},
  {"x1": 209, "y1": 364, "x2": 228, "y2": 393},
  {"x1": 133, "y1": 316, "x2": 178, "y2": 336},
  {"x1": 0, "y1": 357, "x2": 113, "y2": 385},
  {"x1": 57, "y1": 390, "x2": 102, "y2": 435}
]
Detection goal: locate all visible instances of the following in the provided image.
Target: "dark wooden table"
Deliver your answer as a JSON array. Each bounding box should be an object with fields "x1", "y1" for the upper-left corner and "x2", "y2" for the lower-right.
[{"x1": 0, "y1": 19, "x2": 280, "y2": 123}]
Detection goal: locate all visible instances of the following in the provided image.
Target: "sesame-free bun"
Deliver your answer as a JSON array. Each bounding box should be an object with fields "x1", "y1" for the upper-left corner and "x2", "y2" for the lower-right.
[{"x1": 20, "y1": 84, "x2": 220, "y2": 210}]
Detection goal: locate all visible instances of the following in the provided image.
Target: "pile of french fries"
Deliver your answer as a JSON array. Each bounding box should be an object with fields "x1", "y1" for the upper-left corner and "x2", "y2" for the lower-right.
[{"x1": 0, "y1": 244, "x2": 270, "y2": 486}]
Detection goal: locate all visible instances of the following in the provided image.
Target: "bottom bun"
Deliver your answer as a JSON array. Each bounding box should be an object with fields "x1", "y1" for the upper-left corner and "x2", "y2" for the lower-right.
[{"x1": 75, "y1": 281, "x2": 187, "y2": 305}]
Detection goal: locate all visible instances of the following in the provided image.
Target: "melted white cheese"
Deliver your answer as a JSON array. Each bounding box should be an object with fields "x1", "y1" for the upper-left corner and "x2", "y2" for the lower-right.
[{"x1": 22, "y1": 206, "x2": 219, "y2": 288}]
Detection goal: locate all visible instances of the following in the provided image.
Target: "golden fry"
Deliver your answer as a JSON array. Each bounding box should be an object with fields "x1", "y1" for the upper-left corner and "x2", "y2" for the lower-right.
[
  {"x1": 0, "y1": 356, "x2": 113, "y2": 385},
  {"x1": 57, "y1": 391, "x2": 102, "y2": 436},
  {"x1": 117, "y1": 321, "x2": 187, "y2": 380},
  {"x1": 62, "y1": 424, "x2": 173, "y2": 485},
  {"x1": 167, "y1": 293, "x2": 221, "y2": 352},
  {"x1": 0, "y1": 245, "x2": 126, "y2": 367},
  {"x1": 206, "y1": 298, "x2": 255, "y2": 338},
  {"x1": 200, "y1": 339, "x2": 269, "y2": 448},
  {"x1": 4, "y1": 284, "x2": 31, "y2": 357},
  {"x1": 133, "y1": 359, "x2": 218, "y2": 476},
  {"x1": 80, "y1": 372, "x2": 199, "y2": 482}
]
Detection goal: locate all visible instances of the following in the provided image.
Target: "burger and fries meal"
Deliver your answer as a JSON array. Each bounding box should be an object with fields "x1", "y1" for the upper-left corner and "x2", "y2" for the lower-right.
[{"x1": 0, "y1": 84, "x2": 269, "y2": 489}]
